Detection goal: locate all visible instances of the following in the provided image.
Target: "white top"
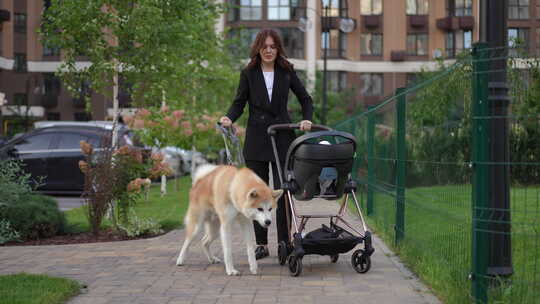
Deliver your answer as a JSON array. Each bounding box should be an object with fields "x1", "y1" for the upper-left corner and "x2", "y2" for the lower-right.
[{"x1": 262, "y1": 71, "x2": 274, "y2": 102}]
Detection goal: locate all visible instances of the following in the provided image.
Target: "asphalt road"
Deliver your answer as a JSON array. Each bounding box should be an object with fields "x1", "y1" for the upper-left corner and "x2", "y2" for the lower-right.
[{"x1": 51, "y1": 196, "x2": 85, "y2": 211}]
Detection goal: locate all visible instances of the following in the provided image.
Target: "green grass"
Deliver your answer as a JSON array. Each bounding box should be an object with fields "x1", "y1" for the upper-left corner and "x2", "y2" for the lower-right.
[
  {"x1": 0, "y1": 273, "x2": 81, "y2": 304},
  {"x1": 355, "y1": 184, "x2": 540, "y2": 304},
  {"x1": 64, "y1": 176, "x2": 192, "y2": 233}
]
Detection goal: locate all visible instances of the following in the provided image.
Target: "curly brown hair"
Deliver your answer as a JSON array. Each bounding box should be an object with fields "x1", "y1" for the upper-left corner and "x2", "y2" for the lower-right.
[{"x1": 247, "y1": 28, "x2": 293, "y2": 71}]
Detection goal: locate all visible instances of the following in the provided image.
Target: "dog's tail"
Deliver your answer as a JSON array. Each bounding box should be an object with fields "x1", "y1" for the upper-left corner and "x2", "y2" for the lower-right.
[{"x1": 192, "y1": 164, "x2": 218, "y2": 185}]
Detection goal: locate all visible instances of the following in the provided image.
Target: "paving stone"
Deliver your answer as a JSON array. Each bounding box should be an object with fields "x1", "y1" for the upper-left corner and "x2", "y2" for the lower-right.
[{"x1": 1, "y1": 199, "x2": 440, "y2": 304}]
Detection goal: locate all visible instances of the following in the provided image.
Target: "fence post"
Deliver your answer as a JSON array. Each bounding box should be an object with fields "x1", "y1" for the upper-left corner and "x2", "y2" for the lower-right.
[
  {"x1": 472, "y1": 42, "x2": 490, "y2": 304},
  {"x1": 395, "y1": 88, "x2": 406, "y2": 245},
  {"x1": 367, "y1": 107, "x2": 375, "y2": 215}
]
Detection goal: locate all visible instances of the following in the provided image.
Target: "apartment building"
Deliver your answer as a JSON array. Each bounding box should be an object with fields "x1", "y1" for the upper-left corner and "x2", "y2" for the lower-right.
[
  {"x1": 0, "y1": 0, "x2": 124, "y2": 136},
  {"x1": 221, "y1": 0, "x2": 540, "y2": 108},
  {"x1": 1, "y1": 0, "x2": 539, "y2": 135}
]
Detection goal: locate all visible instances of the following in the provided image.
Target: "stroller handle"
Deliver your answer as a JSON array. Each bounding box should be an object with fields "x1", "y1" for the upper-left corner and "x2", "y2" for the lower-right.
[
  {"x1": 267, "y1": 123, "x2": 332, "y2": 135},
  {"x1": 216, "y1": 122, "x2": 237, "y2": 136}
]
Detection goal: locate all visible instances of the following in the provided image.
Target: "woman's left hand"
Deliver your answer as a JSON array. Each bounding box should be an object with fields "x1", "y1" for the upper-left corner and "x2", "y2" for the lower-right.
[{"x1": 299, "y1": 120, "x2": 312, "y2": 131}]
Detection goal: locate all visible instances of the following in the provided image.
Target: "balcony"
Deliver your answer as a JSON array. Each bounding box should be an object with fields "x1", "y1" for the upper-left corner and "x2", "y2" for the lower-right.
[
  {"x1": 73, "y1": 97, "x2": 85, "y2": 109},
  {"x1": 0, "y1": 9, "x2": 10, "y2": 22},
  {"x1": 437, "y1": 16, "x2": 474, "y2": 31},
  {"x1": 391, "y1": 50, "x2": 406, "y2": 62},
  {"x1": 408, "y1": 15, "x2": 428, "y2": 28},
  {"x1": 41, "y1": 94, "x2": 58, "y2": 109},
  {"x1": 363, "y1": 15, "x2": 381, "y2": 29},
  {"x1": 436, "y1": 16, "x2": 459, "y2": 31},
  {"x1": 459, "y1": 16, "x2": 474, "y2": 30}
]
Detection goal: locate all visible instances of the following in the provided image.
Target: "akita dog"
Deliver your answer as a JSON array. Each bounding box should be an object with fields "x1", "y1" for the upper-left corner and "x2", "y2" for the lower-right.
[{"x1": 176, "y1": 164, "x2": 283, "y2": 276}]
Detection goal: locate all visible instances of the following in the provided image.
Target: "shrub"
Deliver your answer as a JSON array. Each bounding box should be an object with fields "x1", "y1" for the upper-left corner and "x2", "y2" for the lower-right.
[
  {"x1": 117, "y1": 210, "x2": 163, "y2": 237},
  {"x1": 0, "y1": 219, "x2": 21, "y2": 244},
  {"x1": 0, "y1": 194, "x2": 66, "y2": 240},
  {"x1": 0, "y1": 160, "x2": 65, "y2": 240},
  {"x1": 79, "y1": 136, "x2": 170, "y2": 234}
]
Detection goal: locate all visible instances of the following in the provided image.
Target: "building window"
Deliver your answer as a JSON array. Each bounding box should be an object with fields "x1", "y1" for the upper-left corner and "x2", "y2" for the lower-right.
[
  {"x1": 537, "y1": 28, "x2": 540, "y2": 55},
  {"x1": 43, "y1": 45, "x2": 61, "y2": 57},
  {"x1": 360, "y1": 73, "x2": 383, "y2": 97},
  {"x1": 360, "y1": 33, "x2": 382, "y2": 56},
  {"x1": 44, "y1": 0, "x2": 52, "y2": 10},
  {"x1": 322, "y1": 0, "x2": 348, "y2": 17},
  {"x1": 43, "y1": 40, "x2": 61, "y2": 56},
  {"x1": 445, "y1": 30, "x2": 471, "y2": 58},
  {"x1": 14, "y1": 53, "x2": 27, "y2": 72},
  {"x1": 509, "y1": 0, "x2": 529, "y2": 20},
  {"x1": 227, "y1": 0, "x2": 237, "y2": 21},
  {"x1": 268, "y1": 0, "x2": 290, "y2": 20},
  {"x1": 47, "y1": 112, "x2": 60, "y2": 121},
  {"x1": 13, "y1": 93, "x2": 28, "y2": 106},
  {"x1": 74, "y1": 112, "x2": 92, "y2": 121},
  {"x1": 291, "y1": 0, "x2": 306, "y2": 19},
  {"x1": 228, "y1": 28, "x2": 260, "y2": 57},
  {"x1": 508, "y1": 28, "x2": 529, "y2": 55},
  {"x1": 278, "y1": 28, "x2": 304, "y2": 58},
  {"x1": 327, "y1": 71, "x2": 347, "y2": 92},
  {"x1": 406, "y1": 73, "x2": 418, "y2": 86},
  {"x1": 406, "y1": 33, "x2": 428, "y2": 56},
  {"x1": 14, "y1": 13, "x2": 27, "y2": 33},
  {"x1": 406, "y1": 0, "x2": 429, "y2": 15},
  {"x1": 447, "y1": 0, "x2": 472, "y2": 16},
  {"x1": 44, "y1": 73, "x2": 61, "y2": 95},
  {"x1": 239, "y1": 0, "x2": 262, "y2": 20},
  {"x1": 322, "y1": 29, "x2": 346, "y2": 58},
  {"x1": 361, "y1": 0, "x2": 382, "y2": 15},
  {"x1": 446, "y1": 32, "x2": 455, "y2": 58}
]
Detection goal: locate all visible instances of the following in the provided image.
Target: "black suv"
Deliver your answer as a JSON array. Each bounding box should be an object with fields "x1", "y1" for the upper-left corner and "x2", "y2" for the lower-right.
[{"x1": 0, "y1": 121, "x2": 144, "y2": 193}]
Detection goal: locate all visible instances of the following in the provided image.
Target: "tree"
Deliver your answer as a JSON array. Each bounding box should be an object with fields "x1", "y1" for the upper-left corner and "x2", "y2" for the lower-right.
[
  {"x1": 40, "y1": 0, "x2": 237, "y2": 117},
  {"x1": 41, "y1": 0, "x2": 241, "y2": 194}
]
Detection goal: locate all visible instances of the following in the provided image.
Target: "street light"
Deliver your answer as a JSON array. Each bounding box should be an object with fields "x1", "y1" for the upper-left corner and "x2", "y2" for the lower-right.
[{"x1": 297, "y1": 0, "x2": 355, "y2": 125}]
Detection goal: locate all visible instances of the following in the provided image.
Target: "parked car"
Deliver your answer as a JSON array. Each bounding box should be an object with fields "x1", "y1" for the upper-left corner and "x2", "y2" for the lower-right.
[
  {"x1": 0, "y1": 121, "x2": 145, "y2": 194},
  {"x1": 158, "y1": 146, "x2": 207, "y2": 176},
  {"x1": 0, "y1": 135, "x2": 8, "y2": 147}
]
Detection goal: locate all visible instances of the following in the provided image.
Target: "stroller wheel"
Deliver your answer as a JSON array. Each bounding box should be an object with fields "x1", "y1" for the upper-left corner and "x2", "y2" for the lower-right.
[
  {"x1": 278, "y1": 241, "x2": 288, "y2": 266},
  {"x1": 351, "y1": 249, "x2": 371, "y2": 274},
  {"x1": 330, "y1": 254, "x2": 339, "y2": 263},
  {"x1": 288, "y1": 256, "x2": 303, "y2": 277}
]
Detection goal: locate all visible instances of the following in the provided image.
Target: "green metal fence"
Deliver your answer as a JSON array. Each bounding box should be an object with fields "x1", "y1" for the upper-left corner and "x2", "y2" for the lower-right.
[{"x1": 335, "y1": 44, "x2": 540, "y2": 303}]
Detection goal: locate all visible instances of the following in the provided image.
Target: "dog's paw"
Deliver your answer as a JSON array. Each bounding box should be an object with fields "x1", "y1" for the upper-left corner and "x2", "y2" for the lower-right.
[
  {"x1": 209, "y1": 256, "x2": 221, "y2": 264},
  {"x1": 227, "y1": 269, "x2": 240, "y2": 276},
  {"x1": 250, "y1": 266, "x2": 257, "y2": 275},
  {"x1": 176, "y1": 258, "x2": 184, "y2": 266}
]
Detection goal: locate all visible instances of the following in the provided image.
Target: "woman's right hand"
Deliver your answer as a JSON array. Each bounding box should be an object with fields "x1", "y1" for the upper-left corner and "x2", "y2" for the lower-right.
[{"x1": 219, "y1": 116, "x2": 232, "y2": 127}]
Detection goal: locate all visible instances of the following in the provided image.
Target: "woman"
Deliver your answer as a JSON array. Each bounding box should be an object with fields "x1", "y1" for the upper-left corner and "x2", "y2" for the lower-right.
[{"x1": 219, "y1": 28, "x2": 313, "y2": 260}]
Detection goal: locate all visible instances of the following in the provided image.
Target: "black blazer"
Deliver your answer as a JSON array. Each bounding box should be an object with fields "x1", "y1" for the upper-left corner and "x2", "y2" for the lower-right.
[{"x1": 226, "y1": 64, "x2": 313, "y2": 162}]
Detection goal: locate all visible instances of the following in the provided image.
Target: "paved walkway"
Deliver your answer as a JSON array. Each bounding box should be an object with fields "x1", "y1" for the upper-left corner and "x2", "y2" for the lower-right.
[{"x1": 0, "y1": 199, "x2": 440, "y2": 304}]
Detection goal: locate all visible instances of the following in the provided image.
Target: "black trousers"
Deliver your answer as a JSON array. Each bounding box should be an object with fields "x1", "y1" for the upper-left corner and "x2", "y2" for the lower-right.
[{"x1": 245, "y1": 160, "x2": 290, "y2": 245}]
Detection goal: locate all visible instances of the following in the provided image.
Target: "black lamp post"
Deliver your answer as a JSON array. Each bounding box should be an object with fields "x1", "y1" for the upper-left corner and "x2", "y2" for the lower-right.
[
  {"x1": 298, "y1": 0, "x2": 355, "y2": 125},
  {"x1": 321, "y1": 4, "x2": 329, "y2": 125}
]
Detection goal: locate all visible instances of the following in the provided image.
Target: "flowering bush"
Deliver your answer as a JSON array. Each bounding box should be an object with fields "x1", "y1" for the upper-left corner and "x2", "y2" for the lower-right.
[
  {"x1": 79, "y1": 139, "x2": 172, "y2": 234},
  {"x1": 123, "y1": 106, "x2": 245, "y2": 160}
]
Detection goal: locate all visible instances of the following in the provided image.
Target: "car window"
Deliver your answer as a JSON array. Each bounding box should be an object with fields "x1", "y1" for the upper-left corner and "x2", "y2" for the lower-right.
[
  {"x1": 14, "y1": 133, "x2": 55, "y2": 152},
  {"x1": 57, "y1": 132, "x2": 101, "y2": 149}
]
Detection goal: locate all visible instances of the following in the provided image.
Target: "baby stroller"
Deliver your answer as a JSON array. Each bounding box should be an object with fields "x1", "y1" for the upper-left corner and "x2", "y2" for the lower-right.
[{"x1": 268, "y1": 123, "x2": 374, "y2": 277}]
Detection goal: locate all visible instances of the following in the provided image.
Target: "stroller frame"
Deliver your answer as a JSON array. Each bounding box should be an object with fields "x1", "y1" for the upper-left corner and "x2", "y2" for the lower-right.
[{"x1": 268, "y1": 123, "x2": 374, "y2": 277}]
